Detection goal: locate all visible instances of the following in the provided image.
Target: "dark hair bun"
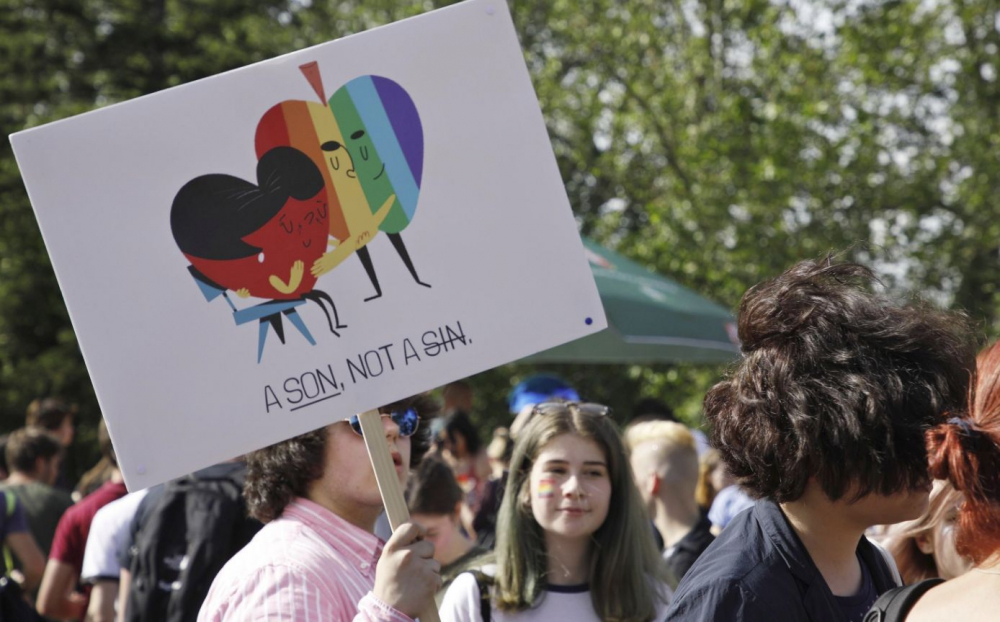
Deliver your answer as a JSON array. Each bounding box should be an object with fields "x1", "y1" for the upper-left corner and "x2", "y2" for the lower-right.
[
  {"x1": 736, "y1": 261, "x2": 878, "y2": 354},
  {"x1": 706, "y1": 256, "x2": 975, "y2": 504}
]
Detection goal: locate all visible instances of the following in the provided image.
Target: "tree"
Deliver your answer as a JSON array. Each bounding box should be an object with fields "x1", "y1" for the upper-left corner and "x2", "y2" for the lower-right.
[
  {"x1": 3, "y1": 1, "x2": 998, "y2": 466},
  {"x1": 457, "y1": 0, "x2": 1000, "y2": 436}
]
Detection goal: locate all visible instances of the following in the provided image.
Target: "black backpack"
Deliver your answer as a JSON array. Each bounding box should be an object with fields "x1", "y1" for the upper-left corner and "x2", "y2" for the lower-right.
[
  {"x1": 863, "y1": 578, "x2": 944, "y2": 622},
  {"x1": 125, "y1": 471, "x2": 260, "y2": 622},
  {"x1": 0, "y1": 576, "x2": 44, "y2": 622}
]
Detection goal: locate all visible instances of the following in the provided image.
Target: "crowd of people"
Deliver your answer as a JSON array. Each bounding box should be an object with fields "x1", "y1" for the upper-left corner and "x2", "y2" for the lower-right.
[{"x1": 1, "y1": 256, "x2": 999, "y2": 622}]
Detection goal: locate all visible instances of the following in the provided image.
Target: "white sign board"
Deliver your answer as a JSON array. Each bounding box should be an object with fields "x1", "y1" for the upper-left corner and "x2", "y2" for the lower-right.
[{"x1": 10, "y1": 0, "x2": 606, "y2": 491}]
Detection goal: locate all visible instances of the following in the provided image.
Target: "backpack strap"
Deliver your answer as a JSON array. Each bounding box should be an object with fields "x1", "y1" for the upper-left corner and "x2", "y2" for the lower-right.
[
  {"x1": 2, "y1": 492, "x2": 16, "y2": 576},
  {"x1": 467, "y1": 570, "x2": 492, "y2": 622},
  {"x1": 868, "y1": 537, "x2": 903, "y2": 587},
  {"x1": 863, "y1": 578, "x2": 944, "y2": 622}
]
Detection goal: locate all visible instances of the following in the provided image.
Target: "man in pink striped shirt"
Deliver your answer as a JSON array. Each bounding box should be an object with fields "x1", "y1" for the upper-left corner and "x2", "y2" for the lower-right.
[{"x1": 199, "y1": 394, "x2": 442, "y2": 621}]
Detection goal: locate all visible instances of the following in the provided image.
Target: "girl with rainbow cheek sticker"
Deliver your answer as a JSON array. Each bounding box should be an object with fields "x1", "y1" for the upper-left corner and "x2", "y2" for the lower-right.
[
  {"x1": 528, "y1": 434, "x2": 612, "y2": 547},
  {"x1": 439, "y1": 402, "x2": 671, "y2": 622}
]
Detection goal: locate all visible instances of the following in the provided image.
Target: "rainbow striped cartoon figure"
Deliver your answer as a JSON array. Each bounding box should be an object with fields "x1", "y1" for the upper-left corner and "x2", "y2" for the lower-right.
[{"x1": 256, "y1": 65, "x2": 429, "y2": 303}]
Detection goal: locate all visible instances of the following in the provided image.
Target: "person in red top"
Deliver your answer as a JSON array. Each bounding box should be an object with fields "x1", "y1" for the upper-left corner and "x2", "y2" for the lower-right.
[{"x1": 37, "y1": 420, "x2": 127, "y2": 621}]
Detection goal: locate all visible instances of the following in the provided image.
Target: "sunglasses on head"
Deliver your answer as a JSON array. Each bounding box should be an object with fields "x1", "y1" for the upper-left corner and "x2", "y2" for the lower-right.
[
  {"x1": 348, "y1": 407, "x2": 421, "y2": 438},
  {"x1": 530, "y1": 401, "x2": 611, "y2": 418}
]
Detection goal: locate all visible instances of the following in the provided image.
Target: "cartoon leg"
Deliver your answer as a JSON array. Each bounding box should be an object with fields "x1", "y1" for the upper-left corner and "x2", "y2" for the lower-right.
[
  {"x1": 283, "y1": 308, "x2": 317, "y2": 346},
  {"x1": 257, "y1": 315, "x2": 285, "y2": 363},
  {"x1": 268, "y1": 314, "x2": 286, "y2": 343},
  {"x1": 313, "y1": 289, "x2": 346, "y2": 330},
  {"x1": 303, "y1": 291, "x2": 343, "y2": 337},
  {"x1": 303, "y1": 292, "x2": 336, "y2": 336},
  {"x1": 356, "y1": 246, "x2": 383, "y2": 302},
  {"x1": 388, "y1": 233, "x2": 431, "y2": 289}
]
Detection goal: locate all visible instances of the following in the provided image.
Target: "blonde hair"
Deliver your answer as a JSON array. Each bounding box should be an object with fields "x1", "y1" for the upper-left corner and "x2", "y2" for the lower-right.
[
  {"x1": 626, "y1": 420, "x2": 699, "y2": 488},
  {"x1": 486, "y1": 427, "x2": 513, "y2": 462},
  {"x1": 695, "y1": 449, "x2": 723, "y2": 509},
  {"x1": 624, "y1": 420, "x2": 695, "y2": 453},
  {"x1": 882, "y1": 480, "x2": 966, "y2": 583}
]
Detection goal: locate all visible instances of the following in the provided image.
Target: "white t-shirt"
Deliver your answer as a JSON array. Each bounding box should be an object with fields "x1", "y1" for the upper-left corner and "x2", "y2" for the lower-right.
[
  {"x1": 81, "y1": 489, "x2": 149, "y2": 582},
  {"x1": 439, "y1": 566, "x2": 671, "y2": 622}
]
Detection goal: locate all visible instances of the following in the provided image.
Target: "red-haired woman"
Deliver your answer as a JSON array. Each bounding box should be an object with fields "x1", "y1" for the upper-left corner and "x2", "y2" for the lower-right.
[{"x1": 875, "y1": 339, "x2": 1000, "y2": 621}]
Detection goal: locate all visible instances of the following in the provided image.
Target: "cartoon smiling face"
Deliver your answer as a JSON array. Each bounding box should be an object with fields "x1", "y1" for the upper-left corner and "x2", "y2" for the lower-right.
[
  {"x1": 256, "y1": 100, "x2": 374, "y2": 242},
  {"x1": 329, "y1": 75, "x2": 423, "y2": 235},
  {"x1": 306, "y1": 103, "x2": 376, "y2": 237}
]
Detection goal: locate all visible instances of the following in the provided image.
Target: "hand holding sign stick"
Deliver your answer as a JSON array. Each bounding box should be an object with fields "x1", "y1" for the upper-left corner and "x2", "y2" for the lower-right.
[{"x1": 357, "y1": 409, "x2": 443, "y2": 622}]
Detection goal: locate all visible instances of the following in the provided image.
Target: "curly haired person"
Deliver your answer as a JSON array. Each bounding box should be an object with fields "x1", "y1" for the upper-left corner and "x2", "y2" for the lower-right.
[
  {"x1": 199, "y1": 394, "x2": 441, "y2": 622},
  {"x1": 665, "y1": 258, "x2": 975, "y2": 622}
]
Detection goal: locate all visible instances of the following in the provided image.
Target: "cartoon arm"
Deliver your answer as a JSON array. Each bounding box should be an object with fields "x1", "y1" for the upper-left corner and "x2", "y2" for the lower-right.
[
  {"x1": 371, "y1": 194, "x2": 396, "y2": 229},
  {"x1": 311, "y1": 237, "x2": 354, "y2": 277},
  {"x1": 310, "y1": 194, "x2": 397, "y2": 278},
  {"x1": 269, "y1": 260, "x2": 304, "y2": 295}
]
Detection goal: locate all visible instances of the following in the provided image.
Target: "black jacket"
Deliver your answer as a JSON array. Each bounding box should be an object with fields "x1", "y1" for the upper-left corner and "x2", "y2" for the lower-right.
[
  {"x1": 664, "y1": 514, "x2": 715, "y2": 587},
  {"x1": 665, "y1": 500, "x2": 898, "y2": 622}
]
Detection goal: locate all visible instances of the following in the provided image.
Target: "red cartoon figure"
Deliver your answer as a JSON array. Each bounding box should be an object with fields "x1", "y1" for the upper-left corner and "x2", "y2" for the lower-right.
[{"x1": 171, "y1": 146, "x2": 343, "y2": 362}]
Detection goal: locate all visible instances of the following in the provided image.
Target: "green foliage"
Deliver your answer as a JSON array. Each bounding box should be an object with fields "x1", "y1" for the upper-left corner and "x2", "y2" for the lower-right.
[
  {"x1": 520, "y1": 0, "x2": 1000, "y2": 324},
  {"x1": 3, "y1": 0, "x2": 1000, "y2": 468}
]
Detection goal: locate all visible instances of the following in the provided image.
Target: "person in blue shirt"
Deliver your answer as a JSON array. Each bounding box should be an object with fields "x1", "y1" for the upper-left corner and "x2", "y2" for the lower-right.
[{"x1": 1, "y1": 488, "x2": 46, "y2": 592}]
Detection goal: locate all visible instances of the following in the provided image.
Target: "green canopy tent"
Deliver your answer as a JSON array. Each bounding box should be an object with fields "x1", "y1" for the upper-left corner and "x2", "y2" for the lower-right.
[{"x1": 525, "y1": 238, "x2": 740, "y2": 364}]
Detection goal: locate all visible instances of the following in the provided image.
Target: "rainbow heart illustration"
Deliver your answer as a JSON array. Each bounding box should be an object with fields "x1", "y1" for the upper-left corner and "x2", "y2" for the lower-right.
[{"x1": 170, "y1": 66, "x2": 429, "y2": 362}]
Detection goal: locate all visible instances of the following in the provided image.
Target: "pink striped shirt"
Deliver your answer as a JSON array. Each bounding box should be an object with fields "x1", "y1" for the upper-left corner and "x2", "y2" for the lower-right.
[{"x1": 198, "y1": 497, "x2": 412, "y2": 622}]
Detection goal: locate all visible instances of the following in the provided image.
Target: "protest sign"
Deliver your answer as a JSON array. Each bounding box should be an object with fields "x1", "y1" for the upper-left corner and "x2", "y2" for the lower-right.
[{"x1": 10, "y1": 0, "x2": 606, "y2": 492}]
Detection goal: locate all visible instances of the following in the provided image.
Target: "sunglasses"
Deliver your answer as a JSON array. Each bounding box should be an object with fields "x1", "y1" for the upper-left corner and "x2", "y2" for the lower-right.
[
  {"x1": 348, "y1": 407, "x2": 421, "y2": 438},
  {"x1": 530, "y1": 401, "x2": 611, "y2": 418}
]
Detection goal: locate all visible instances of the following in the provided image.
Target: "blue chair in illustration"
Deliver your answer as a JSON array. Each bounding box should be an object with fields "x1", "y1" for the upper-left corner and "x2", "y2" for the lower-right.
[{"x1": 188, "y1": 267, "x2": 316, "y2": 363}]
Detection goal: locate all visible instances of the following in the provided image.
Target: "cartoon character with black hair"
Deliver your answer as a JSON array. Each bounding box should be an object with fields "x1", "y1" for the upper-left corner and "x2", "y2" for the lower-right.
[{"x1": 171, "y1": 146, "x2": 344, "y2": 362}]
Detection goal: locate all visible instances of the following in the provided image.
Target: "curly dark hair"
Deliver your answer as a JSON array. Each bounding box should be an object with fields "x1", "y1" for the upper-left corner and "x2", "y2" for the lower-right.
[
  {"x1": 245, "y1": 393, "x2": 440, "y2": 522},
  {"x1": 705, "y1": 258, "x2": 975, "y2": 504}
]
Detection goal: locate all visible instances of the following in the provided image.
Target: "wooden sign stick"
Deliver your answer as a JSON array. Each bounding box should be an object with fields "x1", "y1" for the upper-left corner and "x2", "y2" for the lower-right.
[{"x1": 357, "y1": 409, "x2": 442, "y2": 622}]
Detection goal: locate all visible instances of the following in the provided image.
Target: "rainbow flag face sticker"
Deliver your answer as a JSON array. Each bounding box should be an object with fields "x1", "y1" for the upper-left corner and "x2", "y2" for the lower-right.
[{"x1": 537, "y1": 478, "x2": 556, "y2": 499}]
